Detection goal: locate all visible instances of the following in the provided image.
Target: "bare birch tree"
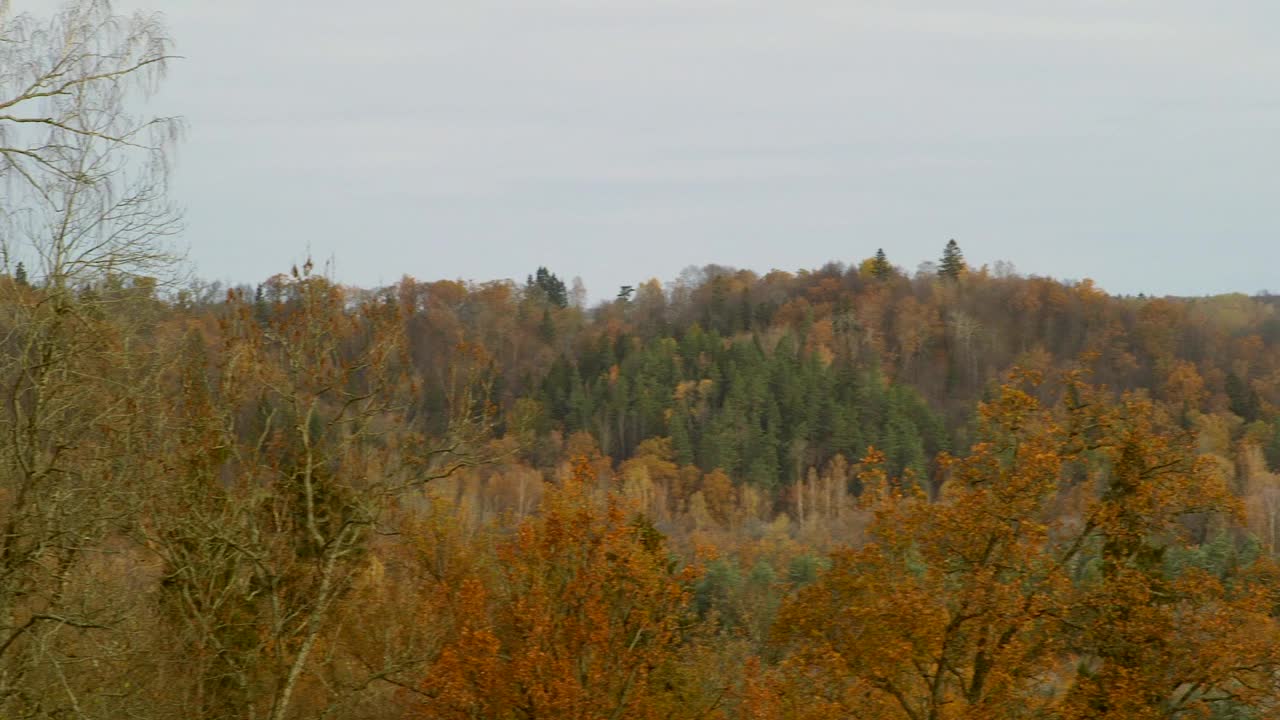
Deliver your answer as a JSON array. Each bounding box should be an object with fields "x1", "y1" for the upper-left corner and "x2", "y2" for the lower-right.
[
  {"x1": 143, "y1": 266, "x2": 496, "y2": 720},
  {"x1": 0, "y1": 2, "x2": 181, "y2": 717}
]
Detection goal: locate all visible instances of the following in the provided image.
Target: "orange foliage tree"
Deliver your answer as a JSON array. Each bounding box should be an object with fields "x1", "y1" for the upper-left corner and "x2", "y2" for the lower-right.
[
  {"x1": 415, "y1": 457, "x2": 705, "y2": 720},
  {"x1": 1058, "y1": 381, "x2": 1280, "y2": 719},
  {"x1": 767, "y1": 371, "x2": 1280, "y2": 720}
]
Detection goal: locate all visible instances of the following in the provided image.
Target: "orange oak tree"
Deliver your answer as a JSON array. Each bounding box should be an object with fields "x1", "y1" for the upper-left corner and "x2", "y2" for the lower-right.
[{"x1": 768, "y1": 371, "x2": 1280, "y2": 720}]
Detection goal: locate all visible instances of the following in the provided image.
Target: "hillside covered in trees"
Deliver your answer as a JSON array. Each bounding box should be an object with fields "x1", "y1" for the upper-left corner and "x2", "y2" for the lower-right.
[
  {"x1": 5, "y1": 242, "x2": 1280, "y2": 719},
  {"x1": 7, "y1": 2, "x2": 1280, "y2": 719},
  {"x1": 240, "y1": 246, "x2": 1280, "y2": 494}
]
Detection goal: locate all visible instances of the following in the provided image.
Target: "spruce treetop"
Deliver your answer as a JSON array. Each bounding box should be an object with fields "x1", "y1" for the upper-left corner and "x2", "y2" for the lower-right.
[{"x1": 939, "y1": 239, "x2": 966, "y2": 280}]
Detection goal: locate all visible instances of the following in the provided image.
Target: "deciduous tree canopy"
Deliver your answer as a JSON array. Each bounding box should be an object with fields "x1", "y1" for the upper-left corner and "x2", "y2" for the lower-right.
[{"x1": 5, "y1": 4, "x2": 1280, "y2": 719}]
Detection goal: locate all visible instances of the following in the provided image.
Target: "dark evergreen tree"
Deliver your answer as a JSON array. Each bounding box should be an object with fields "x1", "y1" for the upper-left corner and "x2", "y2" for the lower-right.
[
  {"x1": 253, "y1": 284, "x2": 269, "y2": 322},
  {"x1": 531, "y1": 266, "x2": 569, "y2": 308},
  {"x1": 537, "y1": 359, "x2": 567, "y2": 422},
  {"x1": 881, "y1": 387, "x2": 927, "y2": 479},
  {"x1": 1225, "y1": 371, "x2": 1261, "y2": 422},
  {"x1": 939, "y1": 239, "x2": 966, "y2": 280},
  {"x1": 668, "y1": 403, "x2": 696, "y2": 466},
  {"x1": 539, "y1": 308, "x2": 556, "y2": 343},
  {"x1": 870, "y1": 248, "x2": 892, "y2": 279},
  {"x1": 13, "y1": 261, "x2": 28, "y2": 286},
  {"x1": 567, "y1": 366, "x2": 592, "y2": 431},
  {"x1": 1267, "y1": 419, "x2": 1280, "y2": 473}
]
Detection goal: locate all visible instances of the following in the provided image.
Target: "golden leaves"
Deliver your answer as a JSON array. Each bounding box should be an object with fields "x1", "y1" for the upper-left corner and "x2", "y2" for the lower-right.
[
  {"x1": 766, "y1": 371, "x2": 1280, "y2": 720},
  {"x1": 414, "y1": 457, "x2": 700, "y2": 720}
]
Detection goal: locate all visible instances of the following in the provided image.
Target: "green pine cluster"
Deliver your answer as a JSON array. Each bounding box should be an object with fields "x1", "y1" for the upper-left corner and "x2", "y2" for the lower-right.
[{"x1": 533, "y1": 324, "x2": 948, "y2": 488}]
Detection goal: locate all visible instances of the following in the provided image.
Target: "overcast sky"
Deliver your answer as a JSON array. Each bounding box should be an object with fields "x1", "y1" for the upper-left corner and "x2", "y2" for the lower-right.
[{"x1": 20, "y1": 1, "x2": 1280, "y2": 298}]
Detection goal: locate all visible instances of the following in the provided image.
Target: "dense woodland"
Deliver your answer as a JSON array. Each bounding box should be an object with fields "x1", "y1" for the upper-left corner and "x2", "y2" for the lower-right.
[
  {"x1": 4, "y1": 249, "x2": 1280, "y2": 719},
  {"x1": 7, "y1": 3, "x2": 1280, "y2": 720}
]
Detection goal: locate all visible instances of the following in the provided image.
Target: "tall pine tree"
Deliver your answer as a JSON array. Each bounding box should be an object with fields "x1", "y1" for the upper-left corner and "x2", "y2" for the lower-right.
[
  {"x1": 870, "y1": 248, "x2": 892, "y2": 279},
  {"x1": 939, "y1": 239, "x2": 966, "y2": 280},
  {"x1": 531, "y1": 266, "x2": 569, "y2": 307}
]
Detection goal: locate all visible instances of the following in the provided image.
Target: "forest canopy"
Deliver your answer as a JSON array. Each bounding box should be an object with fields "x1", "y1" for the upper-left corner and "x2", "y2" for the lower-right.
[{"x1": 5, "y1": 3, "x2": 1280, "y2": 720}]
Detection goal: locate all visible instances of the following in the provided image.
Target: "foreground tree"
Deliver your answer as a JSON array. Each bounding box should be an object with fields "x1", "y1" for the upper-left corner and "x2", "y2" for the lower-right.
[
  {"x1": 143, "y1": 265, "x2": 496, "y2": 720},
  {"x1": 1, "y1": 0, "x2": 177, "y2": 197},
  {"x1": 0, "y1": 2, "x2": 181, "y2": 716},
  {"x1": 769, "y1": 371, "x2": 1280, "y2": 720},
  {"x1": 0, "y1": 267, "x2": 172, "y2": 717},
  {"x1": 1058, "y1": 383, "x2": 1280, "y2": 718}
]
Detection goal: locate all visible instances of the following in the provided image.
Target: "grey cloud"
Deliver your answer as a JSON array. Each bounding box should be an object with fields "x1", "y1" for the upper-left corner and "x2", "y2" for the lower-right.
[{"x1": 12, "y1": 0, "x2": 1279, "y2": 298}]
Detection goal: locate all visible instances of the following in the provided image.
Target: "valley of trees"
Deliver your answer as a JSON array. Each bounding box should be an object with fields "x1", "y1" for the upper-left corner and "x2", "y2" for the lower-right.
[{"x1": 6, "y1": 3, "x2": 1280, "y2": 719}]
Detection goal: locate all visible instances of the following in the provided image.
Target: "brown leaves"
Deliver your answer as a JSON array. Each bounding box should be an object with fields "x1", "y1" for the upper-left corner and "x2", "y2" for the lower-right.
[
  {"x1": 415, "y1": 457, "x2": 701, "y2": 720},
  {"x1": 767, "y1": 371, "x2": 1280, "y2": 720}
]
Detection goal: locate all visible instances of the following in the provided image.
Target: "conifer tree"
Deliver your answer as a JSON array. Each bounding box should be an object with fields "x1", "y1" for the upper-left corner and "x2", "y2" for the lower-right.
[
  {"x1": 870, "y1": 248, "x2": 892, "y2": 279},
  {"x1": 539, "y1": 307, "x2": 556, "y2": 343},
  {"x1": 1267, "y1": 419, "x2": 1280, "y2": 472},
  {"x1": 939, "y1": 239, "x2": 966, "y2": 280},
  {"x1": 1225, "y1": 371, "x2": 1262, "y2": 422},
  {"x1": 531, "y1": 266, "x2": 569, "y2": 307}
]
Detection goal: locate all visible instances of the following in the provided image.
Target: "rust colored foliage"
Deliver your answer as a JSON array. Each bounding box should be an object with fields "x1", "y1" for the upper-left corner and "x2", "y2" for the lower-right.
[
  {"x1": 768, "y1": 371, "x2": 1280, "y2": 720},
  {"x1": 416, "y1": 457, "x2": 700, "y2": 720}
]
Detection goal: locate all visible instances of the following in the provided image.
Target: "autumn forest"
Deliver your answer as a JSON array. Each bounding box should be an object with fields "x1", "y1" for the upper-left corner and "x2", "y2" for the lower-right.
[{"x1": 6, "y1": 3, "x2": 1280, "y2": 720}]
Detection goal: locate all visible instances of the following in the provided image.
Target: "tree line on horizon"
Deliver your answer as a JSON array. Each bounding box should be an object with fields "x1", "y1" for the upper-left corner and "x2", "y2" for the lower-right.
[
  {"x1": 4, "y1": 235, "x2": 1280, "y2": 718},
  {"x1": 7, "y1": 3, "x2": 1280, "y2": 719}
]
